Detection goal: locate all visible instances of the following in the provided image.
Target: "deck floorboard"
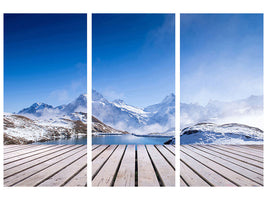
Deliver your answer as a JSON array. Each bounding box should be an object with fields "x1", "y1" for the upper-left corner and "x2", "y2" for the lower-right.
[
  {"x1": 92, "y1": 145, "x2": 175, "y2": 187},
  {"x1": 4, "y1": 145, "x2": 87, "y2": 187},
  {"x1": 181, "y1": 145, "x2": 263, "y2": 187}
]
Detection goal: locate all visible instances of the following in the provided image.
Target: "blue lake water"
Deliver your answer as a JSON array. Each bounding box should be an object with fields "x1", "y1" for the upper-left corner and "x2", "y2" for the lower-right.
[
  {"x1": 33, "y1": 134, "x2": 173, "y2": 145},
  {"x1": 34, "y1": 136, "x2": 87, "y2": 145},
  {"x1": 92, "y1": 134, "x2": 173, "y2": 145}
]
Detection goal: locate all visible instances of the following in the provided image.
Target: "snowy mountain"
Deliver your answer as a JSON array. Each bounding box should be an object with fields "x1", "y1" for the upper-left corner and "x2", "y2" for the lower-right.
[
  {"x1": 18, "y1": 94, "x2": 87, "y2": 123},
  {"x1": 146, "y1": 93, "x2": 175, "y2": 127},
  {"x1": 180, "y1": 123, "x2": 263, "y2": 145},
  {"x1": 61, "y1": 94, "x2": 87, "y2": 114},
  {"x1": 4, "y1": 113, "x2": 86, "y2": 144},
  {"x1": 4, "y1": 94, "x2": 87, "y2": 144},
  {"x1": 92, "y1": 116, "x2": 128, "y2": 135},
  {"x1": 92, "y1": 89, "x2": 175, "y2": 134},
  {"x1": 181, "y1": 95, "x2": 263, "y2": 130}
]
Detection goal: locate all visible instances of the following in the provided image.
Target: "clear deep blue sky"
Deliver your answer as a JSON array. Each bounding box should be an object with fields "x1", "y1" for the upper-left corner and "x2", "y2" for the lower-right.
[
  {"x1": 4, "y1": 14, "x2": 87, "y2": 113},
  {"x1": 92, "y1": 14, "x2": 175, "y2": 108},
  {"x1": 181, "y1": 14, "x2": 263, "y2": 105}
]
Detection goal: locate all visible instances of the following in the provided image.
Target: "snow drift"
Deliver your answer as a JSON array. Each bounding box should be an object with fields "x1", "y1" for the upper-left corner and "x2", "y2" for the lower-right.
[{"x1": 180, "y1": 123, "x2": 263, "y2": 145}]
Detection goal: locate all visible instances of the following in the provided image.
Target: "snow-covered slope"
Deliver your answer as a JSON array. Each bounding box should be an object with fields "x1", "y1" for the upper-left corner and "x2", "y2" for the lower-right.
[
  {"x1": 4, "y1": 113, "x2": 86, "y2": 144},
  {"x1": 4, "y1": 94, "x2": 87, "y2": 144},
  {"x1": 181, "y1": 95, "x2": 263, "y2": 130},
  {"x1": 92, "y1": 90, "x2": 175, "y2": 135},
  {"x1": 92, "y1": 116, "x2": 128, "y2": 135},
  {"x1": 180, "y1": 123, "x2": 263, "y2": 145}
]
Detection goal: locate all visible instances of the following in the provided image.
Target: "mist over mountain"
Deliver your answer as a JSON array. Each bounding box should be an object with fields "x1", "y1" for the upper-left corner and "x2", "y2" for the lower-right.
[
  {"x1": 181, "y1": 95, "x2": 263, "y2": 130},
  {"x1": 18, "y1": 94, "x2": 87, "y2": 122},
  {"x1": 92, "y1": 89, "x2": 175, "y2": 135}
]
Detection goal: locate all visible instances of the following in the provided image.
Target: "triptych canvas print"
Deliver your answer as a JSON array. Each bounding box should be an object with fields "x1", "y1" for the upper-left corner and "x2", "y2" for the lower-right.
[{"x1": 3, "y1": 13, "x2": 263, "y2": 187}]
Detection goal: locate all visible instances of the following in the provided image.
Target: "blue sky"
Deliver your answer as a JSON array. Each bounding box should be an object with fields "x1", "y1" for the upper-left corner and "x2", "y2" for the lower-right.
[
  {"x1": 4, "y1": 14, "x2": 87, "y2": 113},
  {"x1": 92, "y1": 14, "x2": 175, "y2": 107},
  {"x1": 181, "y1": 14, "x2": 263, "y2": 105}
]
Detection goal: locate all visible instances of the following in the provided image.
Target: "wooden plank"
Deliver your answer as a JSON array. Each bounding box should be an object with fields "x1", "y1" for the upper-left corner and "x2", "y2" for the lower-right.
[
  {"x1": 208, "y1": 145, "x2": 263, "y2": 168},
  {"x1": 114, "y1": 145, "x2": 135, "y2": 187},
  {"x1": 92, "y1": 145, "x2": 126, "y2": 186},
  {"x1": 222, "y1": 145, "x2": 263, "y2": 158},
  {"x1": 194, "y1": 145, "x2": 263, "y2": 175},
  {"x1": 230, "y1": 145, "x2": 263, "y2": 152},
  {"x1": 231, "y1": 145, "x2": 264, "y2": 154},
  {"x1": 146, "y1": 145, "x2": 175, "y2": 186},
  {"x1": 244, "y1": 145, "x2": 263, "y2": 150},
  {"x1": 137, "y1": 145, "x2": 159, "y2": 187},
  {"x1": 4, "y1": 145, "x2": 56, "y2": 163},
  {"x1": 181, "y1": 146, "x2": 260, "y2": 186},
  {"x1": 155, "y1": 145, "x2": 175, "y2": 169},
  {"x1": 180, "y1": 177, "x2": 187, "y2": 187},
  {"x1": 13, "y1": 147, "x2": 87, "y2": 186},
  {"x1": 205, "y1": 145, "x2": 263, "y2": 168},
  {"x1": 209, "y1": 145, "x2": 263, "y2": 163},
  {"x1": 4, "y1": 145, "x2": 21, "y2": 149},
  {"x1": 164, "y1": 145, "x2": 175, "y2": 155},
  {"x1": 180, "y1": 160, "x2": 210, "y2": 186},
  {"x1": 4, "y1": 145, "x2": 86, "y2": 186},
  {"x1": 4, "y1": 145, "x2": 35, "y2": 153},
  {"x1": 64, "y1": 166, "x2": 87, "y2": 187},
  {"x1": 92, "y1": 145, "x2": 117, "y2": 178},
  {"x1": 4, "y1": 145, "x2": 78, "y2": 178},
  {"x1": 38, "y1": 154, "x2": 87, "y2": 186},
  {"x1": 4, "y1": 145, "x2": 68, "y2": 171},
  {"x1": 92, "y1": 145, "x2": 100, "y2": 150},
  {"x1": 92, "y1": 145, "x2": 109, "y2": 160},
  {"x1": 4, "y1": 145, "x2": 52, "y2": 159},
  {"x1": 180, "y1": 149, "x2": 236, "y2": 186},
  {"x1": 185, "y1": 145, "x2": 263, "y2": 185}
]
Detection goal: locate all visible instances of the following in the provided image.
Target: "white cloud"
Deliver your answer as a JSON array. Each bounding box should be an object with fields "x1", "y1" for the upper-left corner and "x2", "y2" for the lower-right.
[{"x1": 102, "y1": 89, "x2": 125, "y2": 101}]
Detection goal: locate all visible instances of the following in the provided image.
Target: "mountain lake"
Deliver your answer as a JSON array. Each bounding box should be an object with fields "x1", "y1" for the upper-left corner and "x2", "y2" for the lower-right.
[
  {"x1": 92, "y1": 134, "x2": 173, "y2": 145},
  {"x1": 34, "y1": 135, "x2": 87, "y2": 145},
  {"x1": 33, "y1": 134, "x2": 173, "y2": 145}
]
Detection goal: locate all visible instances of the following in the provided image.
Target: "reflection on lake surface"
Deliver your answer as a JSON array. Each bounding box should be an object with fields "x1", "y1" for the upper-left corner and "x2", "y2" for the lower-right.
[
  {"x1": 92, "y1": 134, "x2": 172, "y2": 145},
  {"x1": 34, "y1": 136, "x2": 87, "y2": 145}
]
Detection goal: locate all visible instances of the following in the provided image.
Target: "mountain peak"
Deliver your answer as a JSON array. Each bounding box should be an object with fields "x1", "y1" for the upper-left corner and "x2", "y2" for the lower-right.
[
  {"x1": 18, "y1": 102, "x2": 53, "y2": 115},
  {"x1": 113, "y1": 99, "x2": 125, "y2": 105},
  {"x1": 92, "y1": 89, "x2": 106, "y2": 101},
  {"x1": 30, "y1": 102, "x2": 53, "y2": 109},
  {"x1": 78, "y1": 93, "x2": 87, "y2": 98},
  {"x1": 161, "y1": 93, "x2": 175, "y2": 104},
  {"x1": 76, "y1": 94, "x2": 87, "y2": 103}
]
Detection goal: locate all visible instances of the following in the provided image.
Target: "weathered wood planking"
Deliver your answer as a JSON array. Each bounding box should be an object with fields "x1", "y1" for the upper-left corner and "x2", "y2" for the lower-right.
[
  {"x1": 137, "y1": 145, "x2": 159, "y2": 187},
  {"x1": 92, "y1": 145, "x2": 175, "y2": 187},
  {"x1": 92, "y1": 145, "x2": 117, "y2": 179},
  {"x1": 114, "y1": 145, "x2": 135, "y2": 187},
  {"x1": 146, "y1": 145, "x2": 175, "y2": 186},
  {"x1": 92, "y1": 145, "x2": 126, "y2": 186},
  {"x1": 181, "y1": 145, "x2": 263, "y2": 187},
  {"x1": 4, "y1": 145, "x2": 87, "y2": 187}
]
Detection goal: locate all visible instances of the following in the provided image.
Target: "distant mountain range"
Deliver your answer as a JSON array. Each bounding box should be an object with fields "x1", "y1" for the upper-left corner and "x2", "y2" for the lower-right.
[
  {"x1": 18, "y1": 94, "x2": 87, "y2": 122},
  {"x1": 92, "y1": 89, "x2": 175, "y2": 135},
  {"x1": 181, "y1": 95, "x2": 263, "y2": 130},
  {"x1": 4, "y1": 94, "x2": 87, "y2": 144}
]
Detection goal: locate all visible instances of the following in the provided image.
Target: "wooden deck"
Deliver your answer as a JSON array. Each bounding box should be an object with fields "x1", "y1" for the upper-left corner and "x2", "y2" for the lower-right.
[
  {"x1": 4, "y1": 145, "x2": 87, "y2": 187},
  {"x1": 4, "y1": 144, "x2": 263, "y2": 187},
  {"x1": 92, "y1": 145, "x2": 175, "y2": 187},
  {"x1": 180, "y1": 145, "x2": 263, "y2": 187}
]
